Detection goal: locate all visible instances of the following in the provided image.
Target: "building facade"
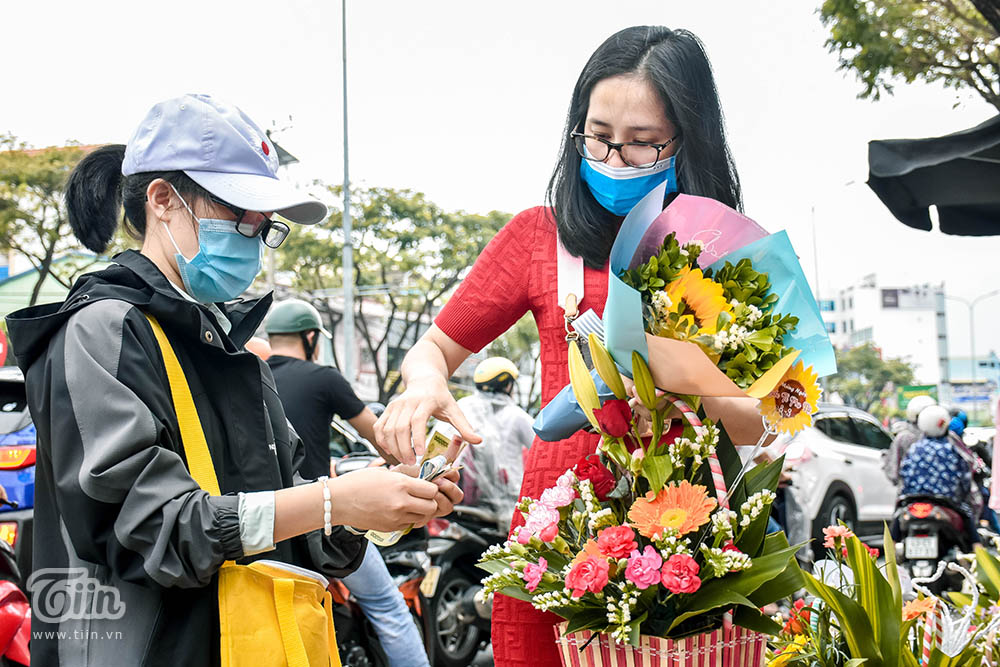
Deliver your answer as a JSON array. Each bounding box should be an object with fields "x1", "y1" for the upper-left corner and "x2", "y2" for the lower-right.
[{"x1": 818, "y1": 274, "x2": 949, "y2": 385}]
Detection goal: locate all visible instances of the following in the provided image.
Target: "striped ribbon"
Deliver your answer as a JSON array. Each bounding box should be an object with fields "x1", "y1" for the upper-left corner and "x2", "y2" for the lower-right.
[
  {"x1": 662, "y1": 395, "x2": 727, "y2": 509},
  {"x1": 663, "y1": 394, "x2": 733, "y2": 642},
  {"x1": 922, "y1": 602, "x2": 939, "y2": 667}
]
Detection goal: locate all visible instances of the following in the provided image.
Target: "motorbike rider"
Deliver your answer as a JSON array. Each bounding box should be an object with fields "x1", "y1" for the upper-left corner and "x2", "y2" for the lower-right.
[
  {"x1": 265, "y1": 298, "x2": 429, "y2": 667},
  {"x1": 899, "y1": 404, "x2": 980, "y2": 543},
  {"x1": 885, "y1": 394, "x2": 938, "y2": 486},
  {"x1": 439, "y1": 357, "x2": 534, "y2": 531}
]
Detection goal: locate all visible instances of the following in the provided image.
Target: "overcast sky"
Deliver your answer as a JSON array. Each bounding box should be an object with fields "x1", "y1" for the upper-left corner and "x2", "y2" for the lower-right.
[{"x1": 5, "y1": 0, "x2": 1000, "y2": 360}]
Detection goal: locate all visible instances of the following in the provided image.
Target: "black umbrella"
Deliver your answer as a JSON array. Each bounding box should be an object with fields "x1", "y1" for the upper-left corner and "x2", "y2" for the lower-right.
[{"x1": 867, "y1": 114, "x2": 1000, "y2": 235}]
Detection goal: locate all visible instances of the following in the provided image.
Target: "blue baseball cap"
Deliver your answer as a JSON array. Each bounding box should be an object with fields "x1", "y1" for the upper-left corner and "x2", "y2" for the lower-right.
[{"x1": 122, "y1": 94, "x2": 327, "y2": 225}]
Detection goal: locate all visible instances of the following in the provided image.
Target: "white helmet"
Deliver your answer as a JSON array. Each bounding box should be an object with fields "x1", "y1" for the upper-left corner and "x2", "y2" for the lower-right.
[
  {"x1": 905, "y1": 395, "x2": 937, "y2": 423},
  {"x1": 917, "y1": 405, "x2": 951, "y2": 438}
]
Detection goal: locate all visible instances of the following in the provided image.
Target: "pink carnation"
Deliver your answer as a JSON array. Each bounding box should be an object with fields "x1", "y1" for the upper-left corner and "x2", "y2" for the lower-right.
[
  {"x1": 565, "y1": 556, "x2": 610, "y2": 598},
  {"x1": 517, "y1": 503, "x2": 560, "y2": 544},
  {"x1": 625, "y1": 546, "x2": 663, "y2": 590},
  {"x1": 522, "y1": 557, "x2": 547, "y2": 592},
  {"x1": 540, "y1": 484, "x2": 575, "y2": 509},
  {"x1": 822, "y1": 525, "x2": 855, "y2": 549},
  {"x1": 661, "y1": 553, "x2": 701, "y2": 594},
  {"x1": 597, "y1": 525, "x2": 638, "y2": 560}
]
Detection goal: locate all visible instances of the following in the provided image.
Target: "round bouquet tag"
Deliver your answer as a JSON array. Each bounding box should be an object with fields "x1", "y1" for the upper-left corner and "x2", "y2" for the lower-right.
[{"x1": 772, "y1": 379, "x2": 808, "y2": 420}]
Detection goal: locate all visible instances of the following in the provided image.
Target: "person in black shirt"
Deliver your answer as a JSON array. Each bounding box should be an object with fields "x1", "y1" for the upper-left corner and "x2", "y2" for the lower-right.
[
  {"x1": 265, "y1": 299, "x2": 381, "y2": 479},
  {"x1": 265, "y1": 299, "x2": 430, "y2": 666}
]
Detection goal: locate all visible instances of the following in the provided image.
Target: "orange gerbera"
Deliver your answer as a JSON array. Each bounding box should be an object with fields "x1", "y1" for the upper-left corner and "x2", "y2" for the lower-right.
[
  {"x1": 902, "y1": 597, "x2": 937, "y2": 621},
  {"x1": 570, "y1": 540, "x2": 604, "y2": 568},
  {"x1": 628, "y1": 480, "x2": 717, "y2": 539}
]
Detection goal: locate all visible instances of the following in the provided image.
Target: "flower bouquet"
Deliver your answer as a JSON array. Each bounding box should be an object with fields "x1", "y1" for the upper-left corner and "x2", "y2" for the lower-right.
[
  {"x1": 482, "y1": 185, "x2": 840, "y2": 666},
  {"x1": 771, "y1": 526, "x2": 1000, "y2": 667},
  {"x1": 533, "y1": 182, "x2": 835, "y2": 443}
]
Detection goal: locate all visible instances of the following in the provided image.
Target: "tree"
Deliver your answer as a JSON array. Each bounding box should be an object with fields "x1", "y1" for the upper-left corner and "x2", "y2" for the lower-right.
[
  {"x1": 827, "y1": 343, "x2": 917, "y2": 412},
  {"x1": 0, "y1": 136, "x2": 100, "y2": 305},
  {"x1": 487, "y1": 313, "x2": 542, "y2": 414},
  {"x1": 819, "y1": 0, "x2": 1000, "y2": 111},
  {"x1": 275, "y1": 185, "x2": 508, "y2": 404}
]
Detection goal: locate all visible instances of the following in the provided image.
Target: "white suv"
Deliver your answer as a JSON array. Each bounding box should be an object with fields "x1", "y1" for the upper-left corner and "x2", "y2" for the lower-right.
[{"x1": 765, "y1": 404, "x2": 896, "y2": 556}]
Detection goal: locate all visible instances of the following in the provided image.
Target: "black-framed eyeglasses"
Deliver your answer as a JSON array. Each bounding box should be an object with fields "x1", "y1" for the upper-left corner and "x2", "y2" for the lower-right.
[
  {"x1": 571, "y1": 131, "x2": 679, "y2": 168},
  {"x1": 208, "y1": 195, "x2": 290, "y2": 249}
]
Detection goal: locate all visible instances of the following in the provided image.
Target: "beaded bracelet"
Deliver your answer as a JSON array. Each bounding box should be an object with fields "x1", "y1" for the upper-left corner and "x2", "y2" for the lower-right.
[{"x1": 317, "y1": 476, "x2": 333, "y2": 537}]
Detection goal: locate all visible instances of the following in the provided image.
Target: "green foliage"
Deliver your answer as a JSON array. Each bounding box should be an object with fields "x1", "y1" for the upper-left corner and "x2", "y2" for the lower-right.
[
  {"x1": 620, "y1": 232, "x2": 698, "y2": 293},
  {"x1": 827, "y1": 343, "x2": 916, "y2": 412},
  {"x1": 0, "y1": 136, "x2": 107, "y2": 306},
  {"x1": 819, "y1": 0, "x2": 1000, "y2": 110},
  {"x1": 275, "y1": 185, "x2": 507, "y2": 402}
]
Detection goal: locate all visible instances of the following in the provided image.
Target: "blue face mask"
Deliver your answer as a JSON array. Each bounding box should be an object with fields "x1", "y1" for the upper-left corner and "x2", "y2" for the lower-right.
[
  {"x1": 165, "y1": 188, "x2": 263, "y2": 303},
  {"x1": 579, "y1": 151, "x2": 678, "y2": 216}
]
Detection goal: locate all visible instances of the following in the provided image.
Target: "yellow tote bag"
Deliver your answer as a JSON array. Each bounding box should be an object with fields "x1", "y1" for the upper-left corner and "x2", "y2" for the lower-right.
[{"x1": 146, "y1": 315, "x2": 342, "y2": 667}]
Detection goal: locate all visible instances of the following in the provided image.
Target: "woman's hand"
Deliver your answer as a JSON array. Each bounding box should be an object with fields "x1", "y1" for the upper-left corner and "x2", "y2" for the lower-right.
[
  {"x1": 626, "y1": 382, "x2": 681, "y2": 437},
  {"x1": 431, "y1": 468, "x2": 464, "y2": 518},
  {"x1": 374, "y1": 375, "x2": 481, "y2": 465},
  {"x1": 327, "y1": 468, "x2": 441, "y2": 532}
]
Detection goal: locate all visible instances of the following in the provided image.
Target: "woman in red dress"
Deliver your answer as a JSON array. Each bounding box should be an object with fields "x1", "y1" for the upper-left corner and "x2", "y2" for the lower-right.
[{"x1": 376, "y1": 26, "x2": 766, "y2": 666}]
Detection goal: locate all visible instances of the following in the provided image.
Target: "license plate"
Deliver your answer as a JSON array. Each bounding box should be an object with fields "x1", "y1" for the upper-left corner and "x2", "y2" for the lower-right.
[
  {"x1": 905, "y1": 535, "x2": 939, "y2": 559},
  {"x1": 420, "y1": 566, "x2": 442, "y2": 598}
]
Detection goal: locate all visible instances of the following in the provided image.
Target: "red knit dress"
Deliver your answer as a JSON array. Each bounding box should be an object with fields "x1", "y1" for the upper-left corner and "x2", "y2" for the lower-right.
[{"x1": 435, "y1": 207, "x2": 608, "y2": 667}]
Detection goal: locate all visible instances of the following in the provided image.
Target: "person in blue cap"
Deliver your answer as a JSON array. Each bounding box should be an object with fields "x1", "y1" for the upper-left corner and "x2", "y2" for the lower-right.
[{"x1": 6, "y1": 94, "x2": 462, "y2": 666}]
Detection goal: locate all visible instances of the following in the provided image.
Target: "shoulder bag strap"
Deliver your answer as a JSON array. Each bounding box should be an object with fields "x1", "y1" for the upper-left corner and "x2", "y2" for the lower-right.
[
  {"x1": 144, "y1": 314, "x2": 222, "y2": 497},
  {"x1": 556, "y1": 232, "x2": 584, "y2": 341}
]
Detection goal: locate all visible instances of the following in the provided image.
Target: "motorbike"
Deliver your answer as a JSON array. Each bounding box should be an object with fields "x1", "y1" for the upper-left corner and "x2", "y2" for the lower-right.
[
  {"x1": 0, "y1": 520, "x2": 30, "y2": 667},
  {"x1": 893, "y1": 494, "x2": 974, "y2": 592},
  {"x1": 424, "y1": 505, "x2": 505, "y2": 667},
  {"x1": 327, "y1": 420, "x2": 436, "y2": 667}
]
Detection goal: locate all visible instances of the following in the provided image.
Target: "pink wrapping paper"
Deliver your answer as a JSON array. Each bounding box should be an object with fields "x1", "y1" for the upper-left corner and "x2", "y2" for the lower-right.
[{"x1": 554, "y1": 623, "x2": 767, "y2": 667}]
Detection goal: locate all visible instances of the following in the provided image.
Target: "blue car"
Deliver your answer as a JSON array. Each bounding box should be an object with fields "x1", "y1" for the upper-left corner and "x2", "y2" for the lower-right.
[{"x1": 0, "y1": 367, "x2": 34, "y2": 575}]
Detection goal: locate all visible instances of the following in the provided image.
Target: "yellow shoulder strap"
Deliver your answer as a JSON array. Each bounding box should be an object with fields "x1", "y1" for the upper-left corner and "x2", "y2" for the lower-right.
[{"x1": 145, "y1": 314, "x2": 222, "y2": 497}]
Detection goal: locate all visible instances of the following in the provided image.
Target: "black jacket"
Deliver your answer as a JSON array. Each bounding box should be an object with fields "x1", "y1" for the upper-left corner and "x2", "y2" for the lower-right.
[{"x1": 6, "y1": 250, "x2": 365, "y2": 667}]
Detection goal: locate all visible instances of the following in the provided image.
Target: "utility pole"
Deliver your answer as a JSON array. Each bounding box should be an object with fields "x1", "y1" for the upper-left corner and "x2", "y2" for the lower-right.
[
  {"x1": 945, "y1": 288, "x2": 1000, "y2": 422},
  {"x1": 811, "y1": 205, "x2": 820, "y2": 302},
  {"x1": 341, "y1": 0, "x2": 355, "y2": 382}
]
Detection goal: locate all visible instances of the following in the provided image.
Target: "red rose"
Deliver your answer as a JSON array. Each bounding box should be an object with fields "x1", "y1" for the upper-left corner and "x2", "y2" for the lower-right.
[
  {"x1": 593, "y1": 399, "x2": 632, "y2": 438},
  {"x1": 597, "y1": 525, "x2": 638, "y2": 560},
  {"x1": 565, "y1": 556, "x2": 610, "y2": 598},
  {"x1": 661, "y1": 553, "x2": 702, "y2": 594},
  {"x1": 574, "y1": 455, "x2": 616, "y2": 501}
]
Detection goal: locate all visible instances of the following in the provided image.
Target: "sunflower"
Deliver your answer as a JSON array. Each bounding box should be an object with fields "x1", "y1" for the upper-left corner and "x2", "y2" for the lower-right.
[
  {"x1": 758, "y1": 361, "x2": 821, "y2": 435},
  {"x1": 659, "y1": 266, "x2": 732, "y2": 336},
  {"x1": 628, "y1": 480, "x2": 717, "y2": 539}
]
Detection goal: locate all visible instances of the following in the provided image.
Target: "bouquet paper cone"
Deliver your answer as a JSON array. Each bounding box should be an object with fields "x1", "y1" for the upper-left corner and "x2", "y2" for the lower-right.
[{"x1": 644, "y1": 335, "x2": 801, "y2": 399}]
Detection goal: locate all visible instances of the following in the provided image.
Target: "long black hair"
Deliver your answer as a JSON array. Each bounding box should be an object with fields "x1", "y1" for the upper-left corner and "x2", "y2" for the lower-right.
[
  {"x1": 546, "y1": 26, "x2": 742, "y2": 269},
  {"x1": 65, "y1": 144, "x2": 210, "y2": 253}
]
